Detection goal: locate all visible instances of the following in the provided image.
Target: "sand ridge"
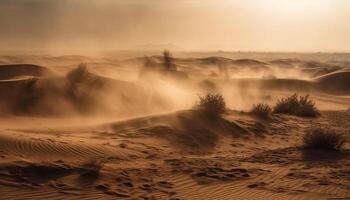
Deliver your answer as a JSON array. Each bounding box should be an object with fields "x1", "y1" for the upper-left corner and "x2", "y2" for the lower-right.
[{"x1": 0, "y1": 53, "x2": 349, "y2": 199}]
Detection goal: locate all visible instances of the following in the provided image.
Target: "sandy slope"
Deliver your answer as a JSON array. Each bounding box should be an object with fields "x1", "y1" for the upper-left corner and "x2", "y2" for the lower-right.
[
  {"x1": 0, "y1": 53, "x2": 349, "y2": 199},
  {"x1": 0, "y1": 64, "x2": 54, "y2": 80},
  {"x1": 0, "y1": 109, "x2": 349, "y2": 200},
  {"x1": 315, "y1": 71, "x2": 350, "y2": 95}
]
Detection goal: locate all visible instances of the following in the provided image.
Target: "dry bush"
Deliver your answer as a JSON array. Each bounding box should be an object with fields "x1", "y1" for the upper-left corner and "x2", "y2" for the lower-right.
[
  {"x1": 194, "y1": 93, "x2": 226, "y2": 118},
  {"x1": 163, "y1": 50, "x2": 176, "y2": 71},
  {"x1": 66, "y1": 63, "x2": 89, "y2": 83},
  {"x1": 273, "y1": 94, "x2": 319, "y2": 117},
  {"x1": 140, "y1": 51, "x2": 188, "y2": 81},
  {"x1": 250, "y1": 103, "x2": 272, "y2": 119},
  {"x1": 65, "y1": 64, "x2": 105, "y2": 113},
  {"x1": 14, "y1": 78, "x2": 43, "y2": 113},
  {"x1": 303, "y1": 128, "x2": 346, "y2": 150}
]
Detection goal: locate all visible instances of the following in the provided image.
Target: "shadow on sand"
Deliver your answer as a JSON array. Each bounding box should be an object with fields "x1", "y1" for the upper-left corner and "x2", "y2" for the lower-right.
[{"x1": 140, "y1": 111, "x2": 251, "y2": 153}]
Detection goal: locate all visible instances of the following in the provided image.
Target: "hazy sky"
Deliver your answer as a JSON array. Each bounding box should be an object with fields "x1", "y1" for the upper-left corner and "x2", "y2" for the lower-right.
[{"x1": 0, "y1": 0, "x2": 349, "y2": 52}]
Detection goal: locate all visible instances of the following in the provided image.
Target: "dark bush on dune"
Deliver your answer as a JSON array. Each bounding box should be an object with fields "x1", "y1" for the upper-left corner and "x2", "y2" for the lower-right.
[
  {"x1": 163, "y1": 50, "x2": 177, "y2": 71},
  {"x1": 250, "y1": 103, "x2": 272, "y2": 119},
  {"x1": 66, "y1": 63, "x2": 89, "y2": 83},
  {"x1": 273, "y1": 94, "x2": 319, "y2": 117},
  {"x1": 303, "y1": 128, "x2": 346, "y2": 151},
  {"x1": 14, "y1": 78, "x2": 43, "y2": 114},
  {"x1": 5, "y1": 63, "x2": 112, "y2": 115},
  {"x1": 65, "y1": 63, "x2": 105, "y2": 113},
  {"x1": 194, "y1": 93, "x2": 226, "y2": 118},
  {"x1": 139, "y1": 50, "x2": 188, "y2": 80}
]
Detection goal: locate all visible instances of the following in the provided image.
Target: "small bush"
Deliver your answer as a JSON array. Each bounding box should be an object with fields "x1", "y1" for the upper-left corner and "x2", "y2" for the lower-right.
[
  {"x1": 303, "y1": 128, "x2": 346, "y2": 150},
  {"x1": 273, "y1": 94, "x2": 319, "y2": 117},
  {"x1": 66, "y1": 63, "x2": 89, "y2": 83},
  {"x1": 163, "y1": 50, "x2": 177, "y2": 71},
  {"x1": 15, "y1": 78, "x2": 43, "y2": 113},
  {"x1": 195, "y1": 93, "x2": 226, "y2": 118},
  {"x1": 250, "y1": 103, "x2": 272, "y2": 119},
  {"x1": 65, "y1": 64, "x2": 106, "y2": 113}
]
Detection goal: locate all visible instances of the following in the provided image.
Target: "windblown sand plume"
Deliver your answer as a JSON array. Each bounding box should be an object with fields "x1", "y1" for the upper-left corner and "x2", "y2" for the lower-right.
[
  {"x1": 0, "y1": 0, "x2": 350, "y2": 199},
  {"x1": 0, "y1": 51, "x2": 349, "y2": 200}
]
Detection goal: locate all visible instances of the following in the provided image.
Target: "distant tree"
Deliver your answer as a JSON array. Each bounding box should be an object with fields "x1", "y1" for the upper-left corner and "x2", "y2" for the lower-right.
[{"x1": 163, "y1": 50, "x2": 176, "y2": 71}]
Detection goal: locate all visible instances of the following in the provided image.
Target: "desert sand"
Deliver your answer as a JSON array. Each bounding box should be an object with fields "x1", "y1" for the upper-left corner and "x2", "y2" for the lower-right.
[{"x1": 0, "y1": 52, "x2": 349, "y2": 200}]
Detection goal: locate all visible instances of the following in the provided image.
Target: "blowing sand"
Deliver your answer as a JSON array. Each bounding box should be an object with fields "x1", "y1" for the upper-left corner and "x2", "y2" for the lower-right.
[{"x1": 0, "y1": 52, "x2": 349, "y2": 200}]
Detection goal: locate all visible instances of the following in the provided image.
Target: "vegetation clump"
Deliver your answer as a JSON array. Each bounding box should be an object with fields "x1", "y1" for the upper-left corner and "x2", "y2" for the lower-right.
[
  {"x1": 163, "y1": 50, "x2": 177, "y2": 71},
  {"x1": 303, "y1": 128, "x2": 346, "y2": 151},
  {"x1": 195, "y1": 93, "x2": 226, "y2": 118},
  {"x1": 65, "y1": 63, "x2": 105, "y2": 113},
  {"x1": 15, "y1": 78, "x2": 43, "y2": 114},
  {"x1": 273, "y1": 94, "x2": 319, "y2": 117},
  {"x1": 66, "y1": 63, "x2": 89, "y2": 83},
  {"x1": 250, "y1": 103, "x2": 272, "y2": 119},
  {"x1": 140, "y1": 50, "x2": 188, "y2": 80}
]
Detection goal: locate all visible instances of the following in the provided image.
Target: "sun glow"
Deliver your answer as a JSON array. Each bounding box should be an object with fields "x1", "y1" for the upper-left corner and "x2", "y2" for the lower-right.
[
  {"x1": 254, "y1": 0, "x2": 331, "y2": 16},
  {"x1": 0, "y1": 0, "x2": 349, "y2": 52}
]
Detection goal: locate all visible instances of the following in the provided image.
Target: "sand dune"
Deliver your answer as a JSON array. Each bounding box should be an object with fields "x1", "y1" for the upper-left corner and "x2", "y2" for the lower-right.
[
  {"x1": 300, "y1": 67, "x2": 340, "y2": 78},
  {"x1": 0, "y1": 108, "x2": 349, "y2": 199},
  {"x1": 0, "y1": 65, "x2": 154, "y2": 116},
  {"x1": 105, "y1": 110, "x2": 252, "y2": 152},
  {"x1": 0, "y1": 132, "x2": 118, "y2": 161},
  {"x1": 0, "y1": 53, "x2": 349, "y2": 115},
  {"x1": 269, "y1": 59, "x2": 297, "y2": 67},
  {"x1": 0, "y1": 64, "x2": 53, "y2": 80},
  {"x1": 232, "y1": 58, "x2": 268, "y2": 66},
  {"x1": 197, "y1": 56, "x2": 235, "y2": 65},
  {"x1": 315, "y1": 71, "x2": 350, "y2": 95},
  {"x1": 0, "y1": 53, "x2": 349, "y2": 200}
]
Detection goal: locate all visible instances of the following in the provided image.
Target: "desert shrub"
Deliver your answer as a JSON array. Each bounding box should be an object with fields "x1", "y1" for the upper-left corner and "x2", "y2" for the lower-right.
[
  {"x1": 140, "y1": 51, "x2": 190, "y2": 81},
  {"x1": 303, "y1": 128, "x2": 346, "y2": 150},
  {"x1": 14, "y1": 78, "x2": 43, "y2": 113},
  {"x1": 81, "y1": 159, "x2": 104, "y2": 177},
  {"x1": 194, "y1": 93, "x2": 226, "y2": 118},
  {"x1": 66, "y1": 63, "x2": 89, "y2": 83},
  {"x1": 163, "y1": 50, "x2": 172, "y2": 69},
  {"x1": 273, "y1": 94, "x2": 319, "y2": 117},
  {"x1": 66, "y1": 65, "x2": 89, "y2": 101},
  {"x1": 65, "y1": 63, "x2": 106, "y2": 113},
  {"x1": 163, "y1": 50, "x2": 177, "y2": 71},
  {"x1": 250, "y1": 103, "x2": 272, "y2": 119}
]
